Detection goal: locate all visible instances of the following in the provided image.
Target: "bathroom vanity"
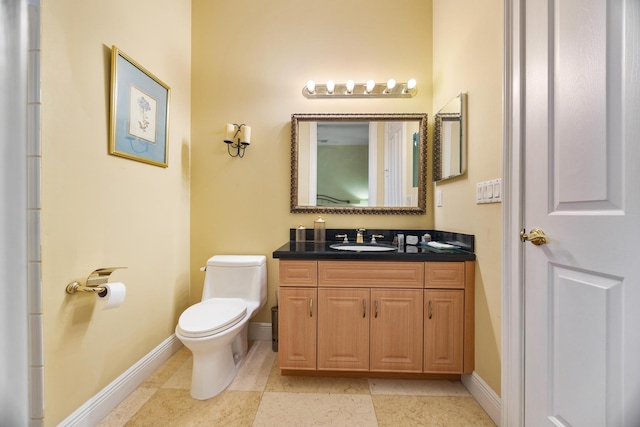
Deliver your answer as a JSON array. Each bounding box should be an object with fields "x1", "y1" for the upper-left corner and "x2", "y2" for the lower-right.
[{"x1": 272, "y1": 230, "x2": 475, "y2": 378}]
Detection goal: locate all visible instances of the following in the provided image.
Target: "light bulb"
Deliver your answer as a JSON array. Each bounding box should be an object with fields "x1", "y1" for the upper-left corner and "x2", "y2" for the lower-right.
[
  {"x1": 326, "y1": 80, "x2": 335, "y2": 94},
  {"x1": 365, "y1": 80, "x2": 375, "y2": 93},
  {"x1": 346, "y1": 80, "x2": 355, "y2": 94},
  {"x1": 407, "y1": 78, "x2": 417, "y2": 90},
  {"x1": 306, "y1": 80, "x2": 316, "y2": 94},
  {"x1": 386, "y1": 79, "x2": 396, "y2": 92}
]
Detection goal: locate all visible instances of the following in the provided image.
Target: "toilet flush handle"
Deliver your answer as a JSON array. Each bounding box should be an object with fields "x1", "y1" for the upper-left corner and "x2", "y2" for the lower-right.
[{"x1": 200, "y1": 266, "x2": 206, "y2": 272}]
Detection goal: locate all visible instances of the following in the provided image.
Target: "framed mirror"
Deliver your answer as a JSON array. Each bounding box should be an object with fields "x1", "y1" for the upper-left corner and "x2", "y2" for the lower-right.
[
  {"x1": 291, "y1": 113, "x2": 428, "y2": 214},
  {"x1": 434, "y1": 92, "x2": 467, "y2": 182}
]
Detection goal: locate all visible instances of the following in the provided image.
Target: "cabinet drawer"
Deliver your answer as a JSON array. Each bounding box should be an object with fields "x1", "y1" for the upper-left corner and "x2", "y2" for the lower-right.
[
  {"x1": 279, "y1": 260, "x2": 317, "y2": 287},
  {"x1": 425, "y1": 262, "x2": 465, "y2": 289},
  {"x1": 318, "y1": 261, "x2": 424, "y2": 288}
]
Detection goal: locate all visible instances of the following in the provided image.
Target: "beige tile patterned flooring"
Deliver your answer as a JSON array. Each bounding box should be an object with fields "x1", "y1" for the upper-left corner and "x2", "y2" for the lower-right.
[{"x1": 98, "y1": 340, "x2": 495, "y2": 426}]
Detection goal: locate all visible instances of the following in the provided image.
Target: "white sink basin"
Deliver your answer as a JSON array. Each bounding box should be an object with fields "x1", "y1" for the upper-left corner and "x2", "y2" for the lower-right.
[{"x1": 329, "y1": 243, "x2": 397, "y2": 252}]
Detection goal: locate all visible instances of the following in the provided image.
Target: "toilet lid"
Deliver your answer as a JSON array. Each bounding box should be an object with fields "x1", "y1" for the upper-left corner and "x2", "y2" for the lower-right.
[{"x1": 177, "y1": 298, "x2": 247, "y2": 338}]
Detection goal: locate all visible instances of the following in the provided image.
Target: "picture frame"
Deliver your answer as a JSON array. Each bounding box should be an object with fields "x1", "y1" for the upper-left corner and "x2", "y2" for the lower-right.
[{"x1": 109, "y1": 46, "x2": 170, "y2": 167}]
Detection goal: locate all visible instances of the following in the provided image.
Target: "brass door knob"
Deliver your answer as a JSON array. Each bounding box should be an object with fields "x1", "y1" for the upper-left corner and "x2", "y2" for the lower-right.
[{"x1": 520, "y1": 228, "x2": 548, "y2": 245}]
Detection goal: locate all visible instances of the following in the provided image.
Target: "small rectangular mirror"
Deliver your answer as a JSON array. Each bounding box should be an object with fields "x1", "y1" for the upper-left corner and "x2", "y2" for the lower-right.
[{"x1": 434, "y1": 93, "x2": 467, "y2": 182}]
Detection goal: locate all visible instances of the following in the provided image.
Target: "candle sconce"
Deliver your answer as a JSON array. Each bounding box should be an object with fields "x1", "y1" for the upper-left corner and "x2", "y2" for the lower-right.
[{"x1": 223, "y1": 123, "x2": 251, "y2": 158}]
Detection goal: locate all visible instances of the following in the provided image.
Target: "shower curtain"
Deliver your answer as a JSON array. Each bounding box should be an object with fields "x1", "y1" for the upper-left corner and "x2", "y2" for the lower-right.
[{"x1": 0, "y1": 0, "x2": 33, "y2": 424}]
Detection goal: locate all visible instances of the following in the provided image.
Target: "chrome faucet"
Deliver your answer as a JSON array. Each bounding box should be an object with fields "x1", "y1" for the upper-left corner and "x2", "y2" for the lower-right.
[{"x1": 356, "y1": 228, "x2": 366, "y2": 244}]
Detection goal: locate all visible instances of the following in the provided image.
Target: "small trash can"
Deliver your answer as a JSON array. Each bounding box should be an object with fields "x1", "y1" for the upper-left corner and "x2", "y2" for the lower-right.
[{"x1": 271, "y1": 306, "x2": 278, "y2": 352}]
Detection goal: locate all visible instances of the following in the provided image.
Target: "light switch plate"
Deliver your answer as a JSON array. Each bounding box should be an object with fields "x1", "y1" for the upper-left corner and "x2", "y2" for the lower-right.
[{"x1": 476, "y1": 178, "x2": 502, "y2": 204}]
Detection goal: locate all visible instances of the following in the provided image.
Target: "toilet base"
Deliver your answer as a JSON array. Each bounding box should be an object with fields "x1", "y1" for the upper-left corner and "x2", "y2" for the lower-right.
[
  {"x1": 189, "y1": 342, "x2": 238, "y2": 400},
  {"x1": 177, "y1": 320, "x2": 249, "y2": 400},
  {"x1": 232, "y1": 324, "x2": 249, "y2": 358}
]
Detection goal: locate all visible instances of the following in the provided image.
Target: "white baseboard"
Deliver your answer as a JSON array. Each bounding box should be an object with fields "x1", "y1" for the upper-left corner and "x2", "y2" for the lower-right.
[
  {"x1": 59, "y1": 322, "x2": 272, "y2": 426},
  {"x1": 58, "y1": 335, "x2": 182, "y2": 427},
  {"x1": 462, "y1": 371, "x2": 502, "y2": 426},
  {"x1": 249, "y1": 321, "x2": 273, "y2": 342}
]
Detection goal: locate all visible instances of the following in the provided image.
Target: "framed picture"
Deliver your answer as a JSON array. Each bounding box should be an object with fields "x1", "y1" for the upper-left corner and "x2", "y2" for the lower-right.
[{"x1": 109, "y1": 46, "x2": 170, "y2": 167}]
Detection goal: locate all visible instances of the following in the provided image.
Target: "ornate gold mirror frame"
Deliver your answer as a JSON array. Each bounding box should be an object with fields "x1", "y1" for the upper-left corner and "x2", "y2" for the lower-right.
[{"x1": 290, "y1": 113, "x2": 428, "y2": 215}]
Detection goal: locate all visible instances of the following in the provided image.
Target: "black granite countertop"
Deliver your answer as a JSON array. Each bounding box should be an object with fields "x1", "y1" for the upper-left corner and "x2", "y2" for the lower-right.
[{"x1": 273, "y1": 229, "x2": 476, "y2": 262}]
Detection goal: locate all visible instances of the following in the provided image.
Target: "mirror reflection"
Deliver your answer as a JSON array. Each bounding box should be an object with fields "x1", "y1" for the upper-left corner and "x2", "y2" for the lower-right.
[
  {"x1": 291, "y1": 113, "x2": 428, "y2": 214},
  {"x1": 434, "y1": 93, "x2": 467, "y2": 181}
]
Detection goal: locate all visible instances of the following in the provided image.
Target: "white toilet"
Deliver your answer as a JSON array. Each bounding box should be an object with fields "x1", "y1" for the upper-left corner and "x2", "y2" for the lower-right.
[{"x1": 175, "y1": 255, "x2": 267, "y2": 400}]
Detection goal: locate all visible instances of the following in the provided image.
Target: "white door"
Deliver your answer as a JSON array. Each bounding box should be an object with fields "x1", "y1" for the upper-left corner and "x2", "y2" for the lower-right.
[
  {"x1": 522, "y1": 0, "x2": 640, "y2": 425},
  {"x1": 384, "y1": 122, "x2": 403, "y2": 206}
]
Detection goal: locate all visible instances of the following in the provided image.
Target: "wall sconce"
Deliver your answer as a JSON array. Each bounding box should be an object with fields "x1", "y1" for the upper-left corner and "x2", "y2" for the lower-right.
[
  {"x1": 223, "y1": 123, "x2": 251, "y2": 158},
  {"x1": 302, "y1": 78, "x2": 417, "y2": 98}
]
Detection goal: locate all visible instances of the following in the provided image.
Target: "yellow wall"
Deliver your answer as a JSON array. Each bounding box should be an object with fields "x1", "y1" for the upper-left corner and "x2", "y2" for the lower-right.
[
  {"x1": 432, "y1": 0, "x2": 503, "y2": 394},
  {"x1": 191, "y1": 0, "x2": 434, "y2": 321},
  {"x1": 38, "y1": 0, "x2": 502, "y2": 423},
  {"x1": 40, "y1": 0, "x2": 191, "y2": 424}
]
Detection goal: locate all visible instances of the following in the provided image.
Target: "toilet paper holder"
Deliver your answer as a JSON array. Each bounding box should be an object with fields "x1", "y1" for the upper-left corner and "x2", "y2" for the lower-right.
[{"x1": 66, "y1": 267, "x2": 127, "y2": 295}]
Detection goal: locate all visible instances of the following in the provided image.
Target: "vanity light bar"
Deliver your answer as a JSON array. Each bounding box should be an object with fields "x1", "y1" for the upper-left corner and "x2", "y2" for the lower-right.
[{"x1": 302, "y1": 79, "x2": 417, "y2": 99}]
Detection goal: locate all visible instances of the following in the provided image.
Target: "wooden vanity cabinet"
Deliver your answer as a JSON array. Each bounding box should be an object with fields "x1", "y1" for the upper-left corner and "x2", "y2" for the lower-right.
[
  {"x1": 278, "y1": 261, "x2": 317, "y2": 370},
  {"x1": 424, "y1": 261, "x2": 475, "y2": 374},
  {"x1": 277, "y1": 259, "x2": 474, "y2": 376}
]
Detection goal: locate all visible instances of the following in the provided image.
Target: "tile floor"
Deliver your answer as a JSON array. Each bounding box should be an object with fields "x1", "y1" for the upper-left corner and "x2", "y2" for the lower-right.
[{"x1": 98, "y1": 340, "x2": 495, "y2": 426}]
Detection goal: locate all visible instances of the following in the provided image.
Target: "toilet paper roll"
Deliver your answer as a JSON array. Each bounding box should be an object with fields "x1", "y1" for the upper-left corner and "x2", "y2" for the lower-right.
[{"x1": 96, "y1": 282, "x2": 126, "y2": 310}]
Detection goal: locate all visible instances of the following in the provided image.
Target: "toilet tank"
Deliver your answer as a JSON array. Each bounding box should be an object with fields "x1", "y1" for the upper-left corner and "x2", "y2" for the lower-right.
[{"x1": 202, "y1": 255, "x2": 267, "y2": 308}]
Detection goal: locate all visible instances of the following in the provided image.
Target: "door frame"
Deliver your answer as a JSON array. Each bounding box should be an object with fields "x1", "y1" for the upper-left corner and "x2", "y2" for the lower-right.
[{"x1": 502, "y1": 0, "x2": 525, "y2": 425}]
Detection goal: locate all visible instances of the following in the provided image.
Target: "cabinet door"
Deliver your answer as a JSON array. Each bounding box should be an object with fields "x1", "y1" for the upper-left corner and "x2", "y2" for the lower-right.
[
  {"x1": 370, "y1": 289, "x2": 423, "y2": 372},
  {"x1": 278, "y1": 288, "x2": 317, "y2": 370},
  {"x1": 317, "y1": 288, "x2": 370, "y2": 371},
  {"x1": 424, "y1": 290, "x2": 464, "y2": 373}
]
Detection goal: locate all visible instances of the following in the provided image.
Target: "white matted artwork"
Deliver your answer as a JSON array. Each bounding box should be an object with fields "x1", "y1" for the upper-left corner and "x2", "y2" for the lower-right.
[{"x1": 128, "y1": 85, "x2": 157, "y2": 144}]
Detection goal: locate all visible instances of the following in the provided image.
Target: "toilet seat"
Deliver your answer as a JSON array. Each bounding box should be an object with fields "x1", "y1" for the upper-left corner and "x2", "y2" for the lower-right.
[{"x1": 177, "y1": 298, "x2": 247, "y2": 338}]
